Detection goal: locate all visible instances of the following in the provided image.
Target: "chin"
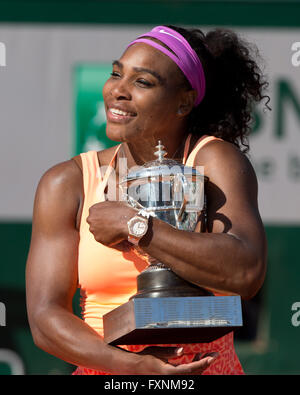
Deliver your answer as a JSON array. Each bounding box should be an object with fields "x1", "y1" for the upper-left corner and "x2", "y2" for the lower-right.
[
  {"x1": 105, "y1": 127, "x2": 125, "y2": 143},
  {"x1": 105, "y1": 125, "x2": 141, "y2": 144}
]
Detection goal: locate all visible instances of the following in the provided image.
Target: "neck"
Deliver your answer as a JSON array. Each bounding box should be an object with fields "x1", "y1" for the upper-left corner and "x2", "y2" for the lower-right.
[{"x1": 123, "y1": 132, "x2": 189, "y2": 170}]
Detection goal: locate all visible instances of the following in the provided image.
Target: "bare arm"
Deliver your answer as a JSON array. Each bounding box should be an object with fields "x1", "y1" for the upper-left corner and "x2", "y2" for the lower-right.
[
  {"x1": 26, "y1": 159, "x2": 217, "y2": 374},
  {"x1": 139, "y1": 140, "x2": 267, "y2": 299},
  {"x1": 26, "y1": 160, "x2": 141, "y2": 372}
]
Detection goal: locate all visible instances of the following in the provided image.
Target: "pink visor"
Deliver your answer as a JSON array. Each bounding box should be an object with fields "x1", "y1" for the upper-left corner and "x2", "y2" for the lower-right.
[{"x1": 126, "y1": 26, "x2": 206, "y2": 106}]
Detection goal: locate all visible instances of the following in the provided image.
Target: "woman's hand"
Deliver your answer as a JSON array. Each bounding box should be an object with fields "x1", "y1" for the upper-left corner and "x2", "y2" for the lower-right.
[
  {"x1": 132, "y1": 349, "x2": 219, "y2": 375},
  {"x1": 87, "y1": 201, "x2": 137, "y2": 247},
  {"x1": 112, "y1": 345, "x2": 219, "y2": 375}
]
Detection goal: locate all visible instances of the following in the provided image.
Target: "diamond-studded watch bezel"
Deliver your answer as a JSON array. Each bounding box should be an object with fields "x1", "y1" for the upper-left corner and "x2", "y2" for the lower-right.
[{"x1": 127, "y1": 215, "x2": 149, "y2": 238}]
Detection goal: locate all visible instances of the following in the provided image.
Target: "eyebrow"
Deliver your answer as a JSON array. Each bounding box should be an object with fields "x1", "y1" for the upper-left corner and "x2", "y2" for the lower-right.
[{"x1": 112, "y1": 60, "x2": 166, "y2": 85}]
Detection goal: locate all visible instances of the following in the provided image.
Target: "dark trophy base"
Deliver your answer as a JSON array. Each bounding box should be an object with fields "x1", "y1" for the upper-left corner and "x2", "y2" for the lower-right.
[{"x1": 103, "y1": 267, "x2": 243, "y2": 345}]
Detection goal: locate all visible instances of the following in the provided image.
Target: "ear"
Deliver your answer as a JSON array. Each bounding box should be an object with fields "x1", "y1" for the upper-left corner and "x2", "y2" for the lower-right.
[{"x1": 177, "y1": 90, "x2": 197, "y2": 117}]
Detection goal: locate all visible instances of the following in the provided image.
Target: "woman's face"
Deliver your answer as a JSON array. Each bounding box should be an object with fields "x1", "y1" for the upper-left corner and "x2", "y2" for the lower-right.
[{"x1": 102, "y1": 42, "x2": 187, "y2": 144}]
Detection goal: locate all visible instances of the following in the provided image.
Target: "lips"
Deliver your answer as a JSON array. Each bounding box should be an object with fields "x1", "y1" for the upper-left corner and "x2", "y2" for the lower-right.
[{"x1": 106, "y1": 105, "x2": 137, "y2": 123}]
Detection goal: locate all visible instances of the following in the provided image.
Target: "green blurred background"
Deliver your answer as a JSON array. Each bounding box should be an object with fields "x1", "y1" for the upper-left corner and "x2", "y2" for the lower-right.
[{"x1": 0, "y1": 0, "x2": 300, "y2": 375}]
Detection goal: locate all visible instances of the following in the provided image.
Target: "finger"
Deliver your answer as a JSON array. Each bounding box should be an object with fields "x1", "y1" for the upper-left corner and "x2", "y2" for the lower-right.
[
  {"x1": 177, "y1": 360, "x2": 211, "y2": 375},
  {"x1": 191, "y1": 353, "x2": 202, "y2": 362},
  {"x1": 138, "y1": 346, "x2": 184, "y2": 359},
  {"x1": 138, "y1": 346, "x2": 184, "y2": 357},
  {"x1": 167, "y1": 352, "x2": 207, "y2": 367},
  {"x1": 193, "y1": 351, "x2": 219, "y2": 362},
  {"x1": 189, "y1": 354, "x2": 219, "y2": 373},
  {"x1": 169, "y1": 353, "x2": 219, "y2": 375}
]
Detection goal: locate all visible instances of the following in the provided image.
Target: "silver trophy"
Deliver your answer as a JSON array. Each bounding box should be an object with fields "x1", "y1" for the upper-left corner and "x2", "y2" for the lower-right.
[{"x1": 103, "y1": 142, "x2": 242, "y2": 345}]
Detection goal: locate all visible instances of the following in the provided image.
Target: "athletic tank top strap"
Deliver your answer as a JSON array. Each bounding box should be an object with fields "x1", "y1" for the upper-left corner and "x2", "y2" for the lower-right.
[
  {"x1": 184, "y1": 135, "x2": 223, "y2": 167},
  {"x1": 79, "y1": 144, "x2": 121, "y2": 233},
  {"x1": 182, "y1": 134, "x2": 192, "y2": 165},
  {"x1": 95, "y1": 144, "x2": 122, "y2": 202}
]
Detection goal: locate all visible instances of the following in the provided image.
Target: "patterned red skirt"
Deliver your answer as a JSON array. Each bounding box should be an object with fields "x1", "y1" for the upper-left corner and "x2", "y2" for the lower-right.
[{"x1": 72, "y1": 331, "x2": 244, "y2": 375}]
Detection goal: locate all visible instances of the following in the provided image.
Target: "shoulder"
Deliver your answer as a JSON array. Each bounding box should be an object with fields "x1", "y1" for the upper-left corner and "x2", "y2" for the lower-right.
[
  {"x1": 194, "y1": 138, "x2": 258, "y2": 201},
  {"x1": 38, "y1": 159, "x2": 82, "y2": 191},
  {"x1": 35, "y1": 159, "x2": 83, "y2": 215},
  {"x1": 195, "y1": 137, "x2": 249, "y2": 164},
  {"x1": 41, "y1": 145, "x2": 120, "y2": 198},
  {"x1": 195, "y1": 138, "x2": 256, "y2": 177},
  {"x1": 74, "y1": 145, "x2": 120, "y2": 169}
]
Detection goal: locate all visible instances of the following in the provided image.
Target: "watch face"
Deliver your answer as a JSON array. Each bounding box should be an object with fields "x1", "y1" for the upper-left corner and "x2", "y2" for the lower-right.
[
  {"x1": 132, "y1": 221, "x2": 147, "y2": 236},
  {"x1": 128, "y1": 216, "x2": 148, "y2": 237}
]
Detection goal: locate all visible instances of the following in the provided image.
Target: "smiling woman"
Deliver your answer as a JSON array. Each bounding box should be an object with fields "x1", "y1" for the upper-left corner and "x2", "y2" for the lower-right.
[
  {"x1": 103, "y1": 39, "x2": 191, "y2": 145},
  {"x1": 26, "y1": 24, "x2": 269, "y2": 375}
]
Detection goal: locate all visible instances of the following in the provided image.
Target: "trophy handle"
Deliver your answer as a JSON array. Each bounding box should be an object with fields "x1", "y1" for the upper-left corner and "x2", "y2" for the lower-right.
[{"x1": 174, "y1": 173, "x2": 190, "y2": 224}]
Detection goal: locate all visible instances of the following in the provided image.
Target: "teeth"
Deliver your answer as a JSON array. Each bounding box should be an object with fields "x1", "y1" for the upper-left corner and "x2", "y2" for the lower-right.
[{"x1": 110, "y1": 108, "x2": 132, "y2": 116}]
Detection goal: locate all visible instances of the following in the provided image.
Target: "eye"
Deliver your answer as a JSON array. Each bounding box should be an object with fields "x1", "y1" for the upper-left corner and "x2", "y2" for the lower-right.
[
  {"x1": 136, "y1": 79, "x2": 153, "y2": 87},
  {"x1": 110, "y1": 71, "x2": 120, "y2": 78},
  {"x1": 110, "y1": 71, "x2": 153, "y2": 87}
]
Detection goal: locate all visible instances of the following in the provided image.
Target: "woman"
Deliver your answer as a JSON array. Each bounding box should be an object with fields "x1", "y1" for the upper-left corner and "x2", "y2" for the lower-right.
[{"x1": 26, "y1": 25, "x2": 268, "y2": 375}]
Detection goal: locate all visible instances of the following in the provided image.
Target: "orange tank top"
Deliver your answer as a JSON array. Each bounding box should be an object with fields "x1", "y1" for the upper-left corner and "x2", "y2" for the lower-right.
[{"x1": 74, "y1": 134, "x2": 244, "y2": 375}]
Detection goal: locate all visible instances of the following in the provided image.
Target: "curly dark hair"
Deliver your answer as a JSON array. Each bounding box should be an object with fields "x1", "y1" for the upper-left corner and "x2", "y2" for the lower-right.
[{"x1": 165, "y1": 25, "x2": 271, "y2": 153}]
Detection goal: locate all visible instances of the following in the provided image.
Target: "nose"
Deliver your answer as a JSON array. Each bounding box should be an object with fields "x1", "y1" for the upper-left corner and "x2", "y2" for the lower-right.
[{"x1": 110, "y1": 79, "x2": 132, "y2": 100}]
